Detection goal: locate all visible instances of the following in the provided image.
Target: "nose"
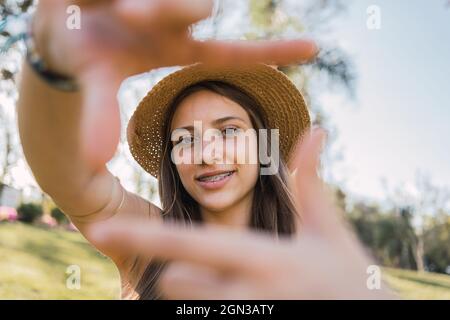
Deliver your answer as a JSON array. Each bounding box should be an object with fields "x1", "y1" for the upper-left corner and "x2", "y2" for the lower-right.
[{"x1": 200, "y1": 133, "x2": 225, "y2": 165}]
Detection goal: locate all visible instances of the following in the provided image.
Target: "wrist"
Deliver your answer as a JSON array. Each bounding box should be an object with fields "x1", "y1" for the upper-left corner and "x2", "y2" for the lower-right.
[
  {"x1": 26, "y1": 14, "x2": 79, "y2": 91},
  {"x1": 31, "y1": 6, "x2": 69, "y2": 75}
]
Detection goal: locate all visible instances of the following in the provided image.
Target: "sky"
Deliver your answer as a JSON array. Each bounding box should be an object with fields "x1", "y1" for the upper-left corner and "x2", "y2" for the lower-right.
[
  {"x1": 318, "y1": 0, "x2": 450, "y2": 202},
  {"x1": 4, "y1": 0, "x2": 450, "y2": 207}
]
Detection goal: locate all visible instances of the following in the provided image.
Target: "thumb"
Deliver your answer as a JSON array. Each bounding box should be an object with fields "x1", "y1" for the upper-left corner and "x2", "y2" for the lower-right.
[
  {"x1": 78, "y1": 65, "x2": 123, "y2": 172},
  {"x1": 289, "y1": 126, "x2": 325, "y2": 178},
  {"x1": 291, "y1": 127, "x2": 342, "y2": 235}
]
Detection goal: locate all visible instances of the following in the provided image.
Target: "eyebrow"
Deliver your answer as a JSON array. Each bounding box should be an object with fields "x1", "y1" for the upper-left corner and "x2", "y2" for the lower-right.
[{"x1": 173, "y1": 116, "x2": 247, "y2": 131}]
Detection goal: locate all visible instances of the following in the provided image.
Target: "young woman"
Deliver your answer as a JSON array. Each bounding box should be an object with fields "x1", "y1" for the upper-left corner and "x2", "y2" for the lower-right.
[
  {"x1": 123, "y1": 63, "x2": 310, "y2": 298},
  {"x1": 17, "y1": 0, "x2": 317, "y2": 300}
]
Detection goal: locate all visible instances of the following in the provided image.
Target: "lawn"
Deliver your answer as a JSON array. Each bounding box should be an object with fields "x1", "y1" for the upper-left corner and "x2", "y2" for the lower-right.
[
  {"x1": 0, "y1": 222, "x2": 120, "y2": 299},
  {"x1": 383, "y1": 267, "x2": 450, "y2": 299},
  {"x1": 0, "y1": 222, "x2": 449, "y2": 299}
]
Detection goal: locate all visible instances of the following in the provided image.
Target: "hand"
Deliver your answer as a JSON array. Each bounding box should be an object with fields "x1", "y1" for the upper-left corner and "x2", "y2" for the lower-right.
[
  {"x1": 93, "y1": 127, "x2": 396, "y2": 299},
  {"x1": 33, "y1": 0, "x2": 318, "y2": 171}
]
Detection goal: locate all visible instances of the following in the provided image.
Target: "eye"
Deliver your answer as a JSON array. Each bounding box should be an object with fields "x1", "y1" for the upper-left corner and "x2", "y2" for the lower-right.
[
  {"x1": 222, "y1": 126, "x2": 241, "y2": 138},
  {"x1": 176, "y1": 135, "x2": 195, "y2": 146}
]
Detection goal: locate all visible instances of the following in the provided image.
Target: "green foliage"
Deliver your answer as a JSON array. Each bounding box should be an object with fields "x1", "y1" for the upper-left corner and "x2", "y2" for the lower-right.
[
  {"x1": 424, "y1": 217, "x2": 450, "y2": 273},
  {"x1": 51, "y1": 207, "x2": 69, "y2": 225},
  {"x1": 17, "y1": 202, "x2": 42, "y2": 224},
  {"x1": 348, "y1": 202, "x2": 449, "y2": 274},
  {"x1": 349, "y1": 206, "x2": 418, "y2": 269}
]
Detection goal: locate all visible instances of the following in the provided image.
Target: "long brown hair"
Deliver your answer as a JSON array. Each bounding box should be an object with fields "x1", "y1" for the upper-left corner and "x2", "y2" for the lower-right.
[{"x1": 135, "y1": 81, "x2": 299, "y2": 299}]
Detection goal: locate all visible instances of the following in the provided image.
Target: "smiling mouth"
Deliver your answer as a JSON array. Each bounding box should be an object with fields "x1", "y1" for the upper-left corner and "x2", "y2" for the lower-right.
[{"x1": 196, "y1": 170, "x2": 236, "y2": 183}]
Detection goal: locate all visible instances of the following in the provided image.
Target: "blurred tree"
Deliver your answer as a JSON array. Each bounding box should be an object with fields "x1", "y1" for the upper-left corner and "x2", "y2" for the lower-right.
[
  {"x1": 423, "y1": 211, "x2": 450, "y2": 273},
  {"x1": 332, "y1": 185, "x2": 347, "y2": 212},
  {"x1": 347, "y1": 202, "x2": 418, "y2": 270},
  {"x1": 387, "y1": 173, "x2": 450, "y2": 272},
  {"x1": 17, "y1": 202, "x2": 42, "y2": 223},
  {"x1": 51, "y1": 206, "x2": 70, "y2": 225},
  {"x1": 346, "y1": 175, "x2": 450, "y2": 274},
  {"x1": 0, "y1": 0, "x2": 35, "y2": 187}
]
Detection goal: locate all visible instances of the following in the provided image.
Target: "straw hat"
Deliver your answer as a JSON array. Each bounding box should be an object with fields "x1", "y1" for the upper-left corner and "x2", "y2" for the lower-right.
[{"x1": 127, "y1": 63, "x2": 310, "y2": 178}]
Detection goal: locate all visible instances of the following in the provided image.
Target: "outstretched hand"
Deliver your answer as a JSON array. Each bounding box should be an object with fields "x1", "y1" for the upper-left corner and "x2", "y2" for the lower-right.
[{"x1": 92, "y1": 127, "x2": 395, "y2": 299}]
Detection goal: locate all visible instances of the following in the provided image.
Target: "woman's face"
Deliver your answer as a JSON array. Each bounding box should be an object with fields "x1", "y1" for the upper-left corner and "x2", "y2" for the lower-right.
[{"x1": 170, "y1": 90, "x2": 259, "y2": 213}]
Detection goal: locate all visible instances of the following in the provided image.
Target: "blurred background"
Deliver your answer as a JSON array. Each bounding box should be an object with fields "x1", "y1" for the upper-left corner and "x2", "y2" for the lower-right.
[{"x1": 0, "y1": 0, "x2": 449, "y2": 299}]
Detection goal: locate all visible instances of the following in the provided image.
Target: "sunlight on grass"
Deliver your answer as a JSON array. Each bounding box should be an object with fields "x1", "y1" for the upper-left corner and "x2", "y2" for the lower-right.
[
  {"x1": 383, "y1": 267, "x2": 450, "y2": 300},
  {"x1": 0, "y1": 222, "x2": 120, "y2": 299}
]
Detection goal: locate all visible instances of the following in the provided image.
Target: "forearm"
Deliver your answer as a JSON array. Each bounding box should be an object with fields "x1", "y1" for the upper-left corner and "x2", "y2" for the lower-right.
[{"x1": 17, "y1": 61, "x2": 108, "y2": 209}]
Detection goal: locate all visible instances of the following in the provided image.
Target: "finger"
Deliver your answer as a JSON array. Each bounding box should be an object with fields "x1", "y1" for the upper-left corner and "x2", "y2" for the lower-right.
[
  {"x1": 190, "y1": 38, "x2": 318, "y2": 66},
  {"x1": 78, "y1": 64, "x2": 123, "y2": 172},
  {"x1": 291, "y1": 127, "x2": 326, "y2": 183},
  {"x1": 159, "y1": 262, "x2": 228, "y2": 300},
  {"x1": 160, "y1": 262, "x2": 256, "y2": 300},
  {"x1": 92, "y1": 221, "x2": 283, "y2": 276},
  {"x1": 290, "y1": 127, "x2": 344, "y2": 235},
  {"x1": 114, "y1": 0, "x2": 213, "y2": 30},
  {"x1": 70, "y1": 0, "x2": 111, "y2": 8}
]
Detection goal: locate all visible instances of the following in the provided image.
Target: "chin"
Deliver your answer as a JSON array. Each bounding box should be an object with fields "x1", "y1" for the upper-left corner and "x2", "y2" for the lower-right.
[
  {"x1": 199, "y1": 201, "x2": 235, "y2": 213},
  {"x1": 197, "y1": 194, "x2": 237, "y2": 213}
]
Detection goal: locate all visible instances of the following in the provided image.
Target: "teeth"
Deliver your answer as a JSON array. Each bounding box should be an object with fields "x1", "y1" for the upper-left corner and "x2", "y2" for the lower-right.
[{"x1": 198, "y1": 171, "x2": 233, "y2": 182}]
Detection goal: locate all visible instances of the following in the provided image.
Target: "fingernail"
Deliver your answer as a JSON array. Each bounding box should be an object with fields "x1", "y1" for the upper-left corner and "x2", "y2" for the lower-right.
[
  {"x1": 300, "y1": 38, "x2": 320, "y2": 61},
  {"x1": 310, "y1": 40, "x2": 320, "y2": 57}
]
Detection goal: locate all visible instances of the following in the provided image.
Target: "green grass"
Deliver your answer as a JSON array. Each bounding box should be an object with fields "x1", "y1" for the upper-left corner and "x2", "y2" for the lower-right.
[
  {"x1": 0, "y1": 222, "x2": 120, "y2": 299},
  {"x1": 383, "y1": 267, "x2": 450, "y2": 299},
  {"x1": 0, "y1": 222, "x2": 449, "y2": 299}
]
